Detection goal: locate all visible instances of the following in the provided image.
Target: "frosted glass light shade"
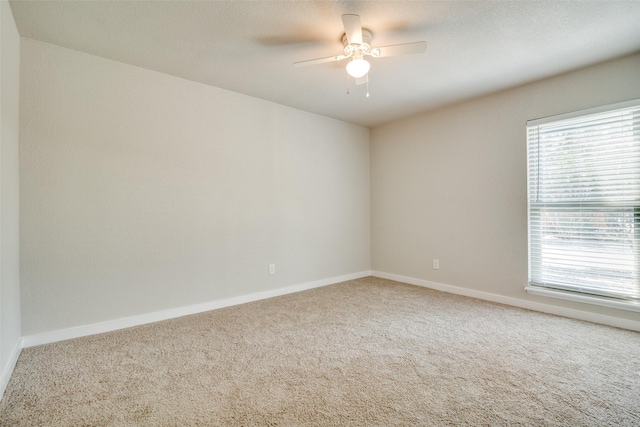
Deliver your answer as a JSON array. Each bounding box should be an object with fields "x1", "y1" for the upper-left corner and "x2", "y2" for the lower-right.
[{"x1": 346, "y1": 58, "x2": 370, "y2": 78}]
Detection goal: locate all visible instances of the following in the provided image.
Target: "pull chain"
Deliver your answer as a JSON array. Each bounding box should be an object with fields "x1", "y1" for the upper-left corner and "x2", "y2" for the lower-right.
[{"x1": 345, "y1": 72, "x2": 371, "y2": 97}]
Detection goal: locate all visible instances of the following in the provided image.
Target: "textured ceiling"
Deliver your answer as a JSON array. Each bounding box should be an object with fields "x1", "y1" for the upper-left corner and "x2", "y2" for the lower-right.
[{"x1": 9, "y1": 0, "x2": 640, "y2": 127}]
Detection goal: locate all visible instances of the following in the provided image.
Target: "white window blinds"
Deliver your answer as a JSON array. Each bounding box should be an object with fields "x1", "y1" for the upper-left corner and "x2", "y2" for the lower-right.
[{"x1": 527, "y1": 100, "x2": 640, "y2": 303}]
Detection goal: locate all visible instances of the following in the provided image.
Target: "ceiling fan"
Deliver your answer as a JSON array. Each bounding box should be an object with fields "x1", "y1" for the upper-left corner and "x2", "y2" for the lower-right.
[{"x1": 294, "y1": 14, "x2": 427, "y2": 94}]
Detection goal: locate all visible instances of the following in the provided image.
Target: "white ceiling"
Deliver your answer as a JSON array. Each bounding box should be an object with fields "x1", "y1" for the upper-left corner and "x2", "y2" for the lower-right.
[{"x1": 9, "y1": 0, "x2": 640, "y2": 127}]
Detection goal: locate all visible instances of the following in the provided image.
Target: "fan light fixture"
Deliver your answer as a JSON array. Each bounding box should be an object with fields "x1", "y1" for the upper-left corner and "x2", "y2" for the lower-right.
[{"x1": 346, "y1": 53, "x2": 370, "y2": 78}]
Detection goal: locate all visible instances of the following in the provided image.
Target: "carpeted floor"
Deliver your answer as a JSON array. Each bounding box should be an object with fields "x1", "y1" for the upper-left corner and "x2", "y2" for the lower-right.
[{"x1": 1, "y1": 276, "x2": 639, "y2": 426}]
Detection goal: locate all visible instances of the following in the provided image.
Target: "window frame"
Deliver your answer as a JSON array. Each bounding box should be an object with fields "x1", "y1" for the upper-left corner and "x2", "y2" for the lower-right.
[{"x1": 525, "y1": 99, "x2": 640, "y2": 312}]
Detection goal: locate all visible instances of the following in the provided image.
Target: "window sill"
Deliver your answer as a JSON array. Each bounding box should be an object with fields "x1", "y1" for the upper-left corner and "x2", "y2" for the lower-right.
[{"x1": 525, "y1": 286, "x2": 640, "y2": 313}]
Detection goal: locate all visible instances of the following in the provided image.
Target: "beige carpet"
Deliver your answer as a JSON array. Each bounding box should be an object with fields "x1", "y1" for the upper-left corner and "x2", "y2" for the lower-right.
[{"x1": 1, "y1": 276, "x2": 639, "y2": 426}]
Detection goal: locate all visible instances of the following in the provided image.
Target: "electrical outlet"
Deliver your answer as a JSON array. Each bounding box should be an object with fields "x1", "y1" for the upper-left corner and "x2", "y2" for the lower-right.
[
  {"x1": 432, "y1": 259, "x2": 440, "y2": 270},
  {"x1": 269, "y1": 264, "x2": 276, "y2": 275}
]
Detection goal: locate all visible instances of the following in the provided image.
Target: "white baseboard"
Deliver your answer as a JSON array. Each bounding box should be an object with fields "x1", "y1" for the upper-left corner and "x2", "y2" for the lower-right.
[
  {"x1": 0, "y1": 337, "x2": 23, "y2": 400},
  {"x1": 372, "y1": 271, "x2": 640, "y2": 332},
  {"x1": 21, "y1": 268, "x2": 636, "y2": 349},
  {"x1": 22, "y1": 270, "x2": 372, "y2": 348}
]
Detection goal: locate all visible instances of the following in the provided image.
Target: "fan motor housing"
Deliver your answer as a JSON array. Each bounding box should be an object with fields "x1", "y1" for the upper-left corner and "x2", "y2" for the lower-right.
[{"x1": 342, "y1": 29, "x2": 373, "y2": 55}]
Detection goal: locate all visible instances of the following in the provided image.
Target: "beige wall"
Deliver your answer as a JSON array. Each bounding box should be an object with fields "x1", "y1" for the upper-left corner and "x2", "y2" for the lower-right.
[
  {"x1": 371, "y1": 53, "x2": 640, "y2": 323},
  {"x1": 15, "y1": 34, "x2": 640, "y2": 339},
  {"x1": 19, "y1": 39, "x2": 370, "y2": 335},
  {"x1": 0, "y1": 0, "x2": 21, "y2": 390}
]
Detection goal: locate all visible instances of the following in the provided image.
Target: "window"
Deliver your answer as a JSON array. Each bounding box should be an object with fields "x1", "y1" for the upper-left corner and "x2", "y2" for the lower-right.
[{"x1": 526, "y1": 99, "x2": 640, "y2": 310}]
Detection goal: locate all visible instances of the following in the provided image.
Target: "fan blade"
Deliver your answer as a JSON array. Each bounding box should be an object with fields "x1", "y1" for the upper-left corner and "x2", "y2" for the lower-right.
[
  {"x1": 342, "y1": 14, "x2": 362, "y2": 45},
  {"x1": 293, "y1": 54, "x2": 349, "y2": 67},
  {"x1": 355, "y1": 75, "x2": 368, "y2": 86},
  {"x1": 373, "y1": 41, "x2": 426, "y2": 58}
]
